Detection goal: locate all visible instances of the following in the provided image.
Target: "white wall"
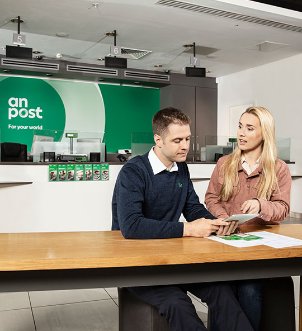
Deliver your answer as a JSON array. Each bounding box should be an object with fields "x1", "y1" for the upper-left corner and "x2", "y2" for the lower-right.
[{"x1": 217, "y1": 53, "x2": 302, "y2": 212}]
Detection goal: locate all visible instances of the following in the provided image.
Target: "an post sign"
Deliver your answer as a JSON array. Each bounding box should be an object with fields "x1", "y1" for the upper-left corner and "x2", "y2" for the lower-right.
[{"x1": 0, "y1": 77, "x2": 66, "y2": 149}]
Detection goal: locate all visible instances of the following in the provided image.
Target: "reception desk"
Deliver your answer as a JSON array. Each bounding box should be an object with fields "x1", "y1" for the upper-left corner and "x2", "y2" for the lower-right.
[{"x1": 0, "y1": 162, "x2": 301, "y2": 233}]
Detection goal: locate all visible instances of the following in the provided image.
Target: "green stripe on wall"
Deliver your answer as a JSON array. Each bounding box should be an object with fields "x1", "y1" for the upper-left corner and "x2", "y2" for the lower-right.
[{"x1": 99, "y1": 84, "x2": 160, "y2": 153}]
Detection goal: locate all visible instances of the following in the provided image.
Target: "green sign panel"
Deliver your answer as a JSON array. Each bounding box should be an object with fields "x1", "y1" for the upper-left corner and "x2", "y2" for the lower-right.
[{"x1": 0, "y1": 77, "x2": 66, "y2": 149}]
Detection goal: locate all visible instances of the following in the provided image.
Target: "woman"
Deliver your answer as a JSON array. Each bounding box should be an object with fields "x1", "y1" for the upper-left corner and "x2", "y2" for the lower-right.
[{"x1": 205, "y1": 106, "x2": 291, "y2": 330}]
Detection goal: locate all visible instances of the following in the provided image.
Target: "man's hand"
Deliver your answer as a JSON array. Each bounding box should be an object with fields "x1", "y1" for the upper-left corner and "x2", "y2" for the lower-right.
[
  {"x1": 241, "y1": 199, "x2": 261, "y2": 214},
  {"x1": 183, "y1": 218, "x2": 229, "y2": 238},
  {"x1": 216, "y1": 221, "x2": 238, "y2": 236}
]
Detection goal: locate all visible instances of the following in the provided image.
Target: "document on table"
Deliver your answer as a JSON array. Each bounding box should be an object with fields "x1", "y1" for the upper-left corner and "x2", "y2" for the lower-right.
[
  {"x1": 248, "y1": 231, "x2": 302, "y2": 248},
  {"x1": 208, "y1": 233, "x2": 265, "y2": 248},
  {"x1": 208, "y1": 231, "x2": 302, "y2": 248}
]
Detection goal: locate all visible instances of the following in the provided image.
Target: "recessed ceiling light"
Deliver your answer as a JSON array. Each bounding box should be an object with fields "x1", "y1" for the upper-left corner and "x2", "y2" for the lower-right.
[
  {"x1": 97, "y1": 57, "x2": 104, "y2": 61},
  {"x1": 91, "y1": 2, "x2": 100, "y2": 9},
  {"x1": 106, "y1": 31, "x2": 116, "y2": 37},
  {"x1": 154, "y1": 64, "x2": 163, "y2": 68},
  {"x1": 56, "y1": 32, "x2": 69, "y2": 38},
  {"x1": 33, "y1": 50, "x2": 42, "y2": 54}
]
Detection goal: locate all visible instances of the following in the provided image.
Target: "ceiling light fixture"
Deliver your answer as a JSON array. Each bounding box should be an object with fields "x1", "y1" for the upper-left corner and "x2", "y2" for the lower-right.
[
  {"x1": 10, "y1": 17, "x2": 24, "y2": 24},
  {"x1": 105, "y1": 31, "x2": 116, "y2": 37},
  {"x1": 56, "y1": 32, "x2": 69, "y2": 38},
  {"x1": 91, "y1": 2, "x2": 100, "y2": 9}
]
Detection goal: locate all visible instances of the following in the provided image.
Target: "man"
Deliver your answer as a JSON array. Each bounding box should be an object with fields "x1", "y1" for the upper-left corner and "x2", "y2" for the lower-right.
[{"x1": 112, "y1": 107, "x2": 252, "y2": 331}]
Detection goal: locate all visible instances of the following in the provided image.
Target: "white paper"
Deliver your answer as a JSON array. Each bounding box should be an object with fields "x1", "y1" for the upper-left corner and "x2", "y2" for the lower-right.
[
  {"x1": 248, "y1": 231, "x2": 302, "y2": 248},
  {"x1": 208, "y1": 231, "x2": 302, "y2": 249}
]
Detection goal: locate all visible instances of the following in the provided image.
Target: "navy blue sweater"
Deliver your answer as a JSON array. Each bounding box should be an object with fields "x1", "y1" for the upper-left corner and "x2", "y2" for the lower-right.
[{"x1": 112, "y1": 153, "x2": 214, "y2": 239}]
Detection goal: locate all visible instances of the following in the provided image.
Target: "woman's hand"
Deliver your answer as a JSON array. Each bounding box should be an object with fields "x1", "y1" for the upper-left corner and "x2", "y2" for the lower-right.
[{"x1": 241, "y1": 199, "x2": 261, "y2": 214}]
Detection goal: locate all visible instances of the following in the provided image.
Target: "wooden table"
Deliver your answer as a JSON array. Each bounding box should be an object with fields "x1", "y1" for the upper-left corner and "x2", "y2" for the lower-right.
[{"x1": 0, "y1": 224, "x2": 302, "y2": 329}]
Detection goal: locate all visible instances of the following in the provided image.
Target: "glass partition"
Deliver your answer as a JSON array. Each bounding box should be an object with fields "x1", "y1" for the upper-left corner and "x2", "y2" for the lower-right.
[
  {"x1": 205, "y1": 136, "x2": 233, "y2": 162},
  {"x1": 204, "y1": 135, "x2": 291, "y2": 162},
  {"x1": 31, "y1": 130, "x2": 105, "y2": 162},
  {"x1": 131, "y1": 132, "x2": 154, "y2": 157},
  {"x1": 276, "y1": 137, "x2": 291, "y2": 162}
]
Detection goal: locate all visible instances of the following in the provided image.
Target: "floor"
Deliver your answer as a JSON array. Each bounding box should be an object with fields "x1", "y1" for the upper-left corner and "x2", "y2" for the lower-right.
[{"x1": 0, "y1": 277, "x2": 299, "y2": 331}]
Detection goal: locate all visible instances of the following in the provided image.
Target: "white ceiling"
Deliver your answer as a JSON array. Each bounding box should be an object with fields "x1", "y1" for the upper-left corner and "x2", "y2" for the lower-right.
[{"x1": 0, "y1": 0, "x2": 302, "y2": 77}]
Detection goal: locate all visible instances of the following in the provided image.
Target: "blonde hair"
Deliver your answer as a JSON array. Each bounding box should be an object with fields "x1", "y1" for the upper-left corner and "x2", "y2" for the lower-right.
[{"x1": 220, "y1": 106, "x2": 277, "y2": 201}]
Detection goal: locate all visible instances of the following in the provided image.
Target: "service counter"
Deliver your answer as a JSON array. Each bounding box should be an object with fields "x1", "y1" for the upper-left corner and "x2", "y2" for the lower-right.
[{"x1": 0, "y1": 162, "x2": 301, "y2": 233}]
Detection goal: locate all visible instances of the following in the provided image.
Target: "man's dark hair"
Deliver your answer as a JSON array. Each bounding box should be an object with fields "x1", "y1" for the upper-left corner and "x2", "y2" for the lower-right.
[{"x1": 152, "y1": 107, "x2": 191, "y2": 136}]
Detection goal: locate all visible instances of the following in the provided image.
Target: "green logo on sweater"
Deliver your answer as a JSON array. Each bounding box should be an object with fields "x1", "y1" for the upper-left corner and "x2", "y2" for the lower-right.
[{"x1": 177, "y1": 182, "x2": 183, "y2": 188}]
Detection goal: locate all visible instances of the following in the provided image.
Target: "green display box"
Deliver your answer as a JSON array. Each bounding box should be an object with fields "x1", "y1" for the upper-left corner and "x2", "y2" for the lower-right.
[
  {"x1": 85, "y1": 164, "x2": 93, "y2": 181},
  {"x1": 101, "y1": 163, "x2": 109, "y2": 181},
  {"x1": 75, "y1": 164, "x2": 84, "y2": 181},
  {"x1": 49, "y1": 163, "x2": 109, "y2": 182},
  {"x1": 67, "y1": 164, "x2": 75, "y2": 181},
  {"x1": 58, "y1": 164, "x2": 67, "y2": 181},
  {"x1": 93, "y1": 164, "x2": 101, "y2": 181},
  {"x1": 49, "y1": 164, "x2": 58, "y2": 181}
]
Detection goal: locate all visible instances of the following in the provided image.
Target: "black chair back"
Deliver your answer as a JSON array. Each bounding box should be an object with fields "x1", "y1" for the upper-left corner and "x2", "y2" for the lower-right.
[{"x1": 0, "y1": 142, "x2": 27, "y2": 162}]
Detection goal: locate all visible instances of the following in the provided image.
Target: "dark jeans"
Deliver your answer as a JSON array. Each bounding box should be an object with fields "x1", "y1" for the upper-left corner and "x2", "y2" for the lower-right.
[
  {"x1": 232, "y1": 279, "x2": 263, "y2": 331},
  {"x1": 128, "y1": 282, "x2": 254, "y2": 331}
]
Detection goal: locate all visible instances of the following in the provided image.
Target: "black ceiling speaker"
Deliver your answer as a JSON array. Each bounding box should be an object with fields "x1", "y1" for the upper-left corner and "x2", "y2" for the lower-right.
[
  {"x1": 185, "y1": 67, "x2": 206, "y2": 77},
  {"x1": 105, "y1": 56, "x2": 127, "y2": 69},
  {"x1": 6, "y1": 45, "x2": 33, "y2": 60}
]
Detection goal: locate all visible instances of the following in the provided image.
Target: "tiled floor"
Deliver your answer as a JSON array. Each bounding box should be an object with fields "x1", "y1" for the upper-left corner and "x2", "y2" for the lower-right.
[
  {"x1": 0, "y1": 287, "x2": 210, "y2": 331},
  {"x1": 0, "y1": 279, "x2": 300, "y2": 330}
]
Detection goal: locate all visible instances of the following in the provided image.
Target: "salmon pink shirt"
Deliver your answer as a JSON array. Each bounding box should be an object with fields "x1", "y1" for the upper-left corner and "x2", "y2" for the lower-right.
[{"x1": 205, "y1": 155, "x2": 291, "y2": 225}]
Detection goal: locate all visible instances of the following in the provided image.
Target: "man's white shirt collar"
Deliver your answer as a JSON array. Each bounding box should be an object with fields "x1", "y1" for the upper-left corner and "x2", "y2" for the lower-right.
[{"x1": 148, "y1": 147, "x2": 178, "y2": 175}]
